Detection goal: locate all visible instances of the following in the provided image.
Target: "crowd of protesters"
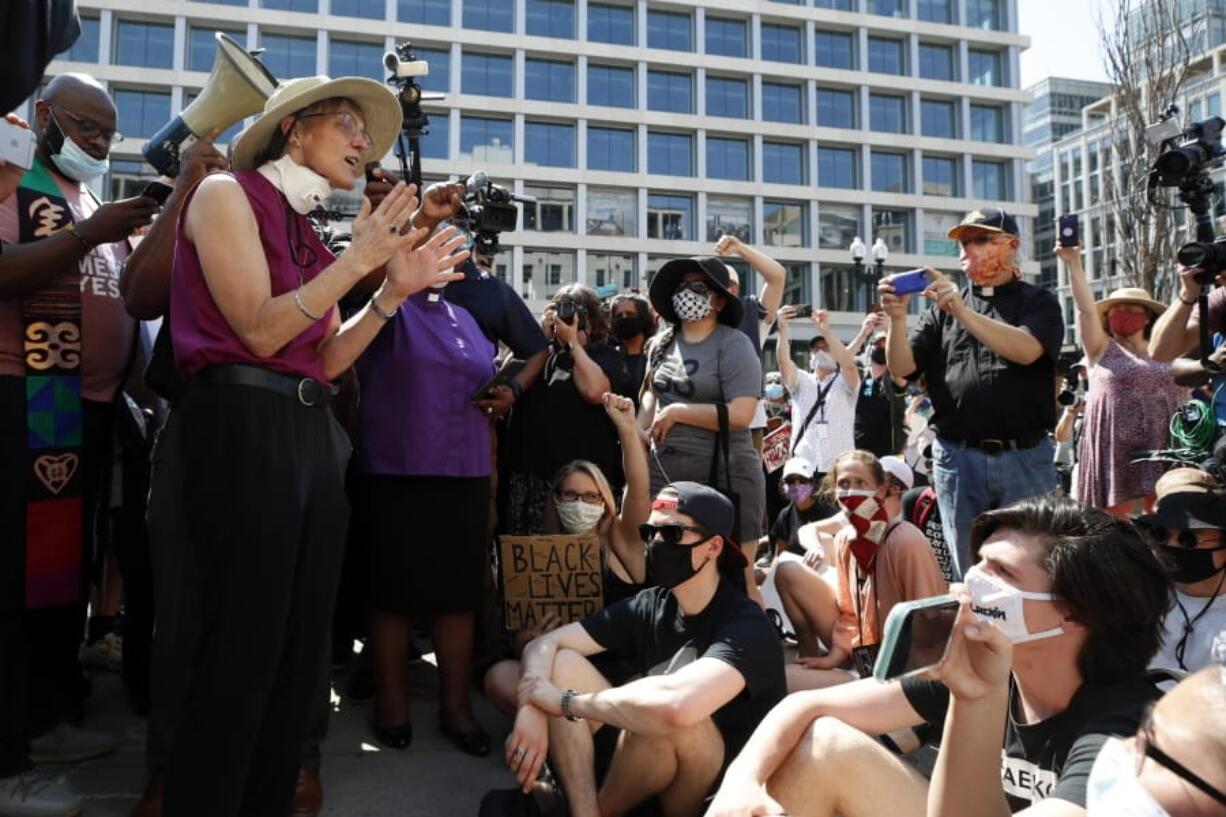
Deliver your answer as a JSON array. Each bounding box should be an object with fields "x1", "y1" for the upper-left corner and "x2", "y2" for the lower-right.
[{"x1": 1, "y1": 62, "x2": 1225, "y2": 817}]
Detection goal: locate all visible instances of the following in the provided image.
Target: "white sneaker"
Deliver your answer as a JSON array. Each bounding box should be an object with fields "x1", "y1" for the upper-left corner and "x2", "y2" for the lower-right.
[
  {"x1": 0, "y1": 771, "x2": 82, "y2": 817},
  {"x1": 29, "y1": 722, "x2": 117, "y2": 765},
  {"x1": 78, "y1": 631, "x2": 122, "y2": 672}
]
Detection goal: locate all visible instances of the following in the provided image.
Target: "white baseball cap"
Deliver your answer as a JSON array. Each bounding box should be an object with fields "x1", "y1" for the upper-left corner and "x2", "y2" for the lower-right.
[
  {"x1": 782, "y1": 457, "x2": 815, "y2": 480},
  {"x1": 880, "y1": 456, "x2": 914, "y2": 490}
]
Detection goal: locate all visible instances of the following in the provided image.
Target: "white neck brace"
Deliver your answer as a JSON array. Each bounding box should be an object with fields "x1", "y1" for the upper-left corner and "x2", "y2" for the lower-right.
[{"x1": 258, "y1": 154, "x2": 333, "y2": 215}]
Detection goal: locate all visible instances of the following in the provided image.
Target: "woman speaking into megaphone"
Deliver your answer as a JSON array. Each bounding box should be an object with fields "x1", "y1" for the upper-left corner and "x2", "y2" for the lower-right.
[{"x1": 155, "y1": 75, "x2": 471, "y2": 816}]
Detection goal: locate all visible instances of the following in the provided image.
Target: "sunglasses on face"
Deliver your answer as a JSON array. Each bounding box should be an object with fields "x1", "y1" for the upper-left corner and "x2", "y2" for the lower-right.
[
  {"x1": 1147, "y1": 528, "x2": 1225, "y2": 549},
  {"x1": 638, "y1": 523, "x2": 708, "y2": 546},
  {"x1": 556, "y1": 489, "x2": 603, "y2": 506},
  {"x1": 676, "y1": 280, "x2": 711, "y2": 298},
  {"x1": 1135, "y1": 701, "x2": 1226, "y2": 806}
]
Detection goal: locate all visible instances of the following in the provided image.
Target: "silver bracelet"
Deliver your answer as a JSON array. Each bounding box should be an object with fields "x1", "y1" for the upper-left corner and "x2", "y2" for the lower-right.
[
  {"x1": 294, "y1": 287, "x2": 323, "y2": 321},
  {"x1": 370, "y1": 294, "x2": 399, "y2": 320}
]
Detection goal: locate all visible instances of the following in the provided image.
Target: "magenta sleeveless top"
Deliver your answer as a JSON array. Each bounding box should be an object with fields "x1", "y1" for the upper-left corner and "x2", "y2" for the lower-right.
[{"x1": 170, "y1": 169, "x2": 336, "y2": 384}]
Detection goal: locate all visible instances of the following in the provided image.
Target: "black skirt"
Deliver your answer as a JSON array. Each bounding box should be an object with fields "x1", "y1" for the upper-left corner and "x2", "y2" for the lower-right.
[{"x1": 354, "y1": 474, "x2": 491, "y2": 616}]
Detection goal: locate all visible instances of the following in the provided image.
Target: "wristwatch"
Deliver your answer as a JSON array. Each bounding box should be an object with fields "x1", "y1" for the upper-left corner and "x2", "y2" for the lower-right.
[{"x1": 560, "y1": 689, "x2": 582, "y2": 722}]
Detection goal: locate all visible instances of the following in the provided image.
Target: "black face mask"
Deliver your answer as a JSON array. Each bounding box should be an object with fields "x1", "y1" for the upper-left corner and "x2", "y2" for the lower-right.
[
  {"x1": 646, "y1": 538, "x2": 711, "y2": 589},
  {"x1": 870, "y1": 347, "x2": 887, "y2": 365},
  {"x1": 612, "y1": 315, "x2": 645, "y2": 341},
  {"x1": 1162, "y1": 542, "x2": 1226, "y2": 583}
]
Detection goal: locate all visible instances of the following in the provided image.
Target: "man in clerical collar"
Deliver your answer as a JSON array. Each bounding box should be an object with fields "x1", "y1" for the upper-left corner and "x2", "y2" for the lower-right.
[{"x1": 878, "y1": 207, "x2": 1065, "y2": 579}]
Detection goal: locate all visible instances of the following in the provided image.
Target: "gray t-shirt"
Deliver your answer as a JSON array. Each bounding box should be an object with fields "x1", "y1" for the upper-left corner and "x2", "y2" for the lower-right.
[{"x1": 649, "y1": 324, "x2": 763, "y2": 457}]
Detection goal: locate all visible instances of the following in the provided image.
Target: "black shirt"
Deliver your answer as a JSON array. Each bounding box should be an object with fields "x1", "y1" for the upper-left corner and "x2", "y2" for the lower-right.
[
  {"x1": 908, "y1": 280, "x2": 1063, "y2": 443},
  {"x1": 854, "y1": 372, "x2": 907, "y2": 457},
  {"x1": 581, "y1": 582, "x2": 786, "y2": 760},
  {"x1": 902, "y1": 676, "x2": 1158, "y2": 811},
  {"x1": 736, "y1": 294, "x2": 767, "y2": 354},
  {"x1": 901, "y1": 486, "x2": 955, "y2": 584},
  {"x1": 444, "y1": 260, "x2": 549, "y2": 359},
  {"x1": 771, "y1": 499, "x2": 836, "y2": 556},
  {"x1": 614, "y1": 348, "x2": 648, "y2": 408}
]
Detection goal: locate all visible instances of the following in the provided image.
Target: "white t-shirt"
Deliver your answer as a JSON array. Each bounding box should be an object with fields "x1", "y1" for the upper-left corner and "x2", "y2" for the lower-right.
[
  {"x1": 789, "y1": 368, "x2": 857, "y2": 474},
  {"x1": 1150, "y1": 589, "x2": 1226, "y2": 673}
]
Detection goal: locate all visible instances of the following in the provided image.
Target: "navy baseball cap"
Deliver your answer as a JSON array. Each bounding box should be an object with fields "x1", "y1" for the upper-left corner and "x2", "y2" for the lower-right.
[
  {"x1": 947, "y1": 207, "x2": 1019, "y2": 240},
  {"x1": 655, "y1": 481, "x2": 746, "y2": 568}
]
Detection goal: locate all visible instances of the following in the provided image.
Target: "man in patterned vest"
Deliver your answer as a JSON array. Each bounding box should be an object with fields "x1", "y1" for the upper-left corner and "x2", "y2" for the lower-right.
[{"x1": 0, "y1": 73, "x2": 157, "y2": 816}]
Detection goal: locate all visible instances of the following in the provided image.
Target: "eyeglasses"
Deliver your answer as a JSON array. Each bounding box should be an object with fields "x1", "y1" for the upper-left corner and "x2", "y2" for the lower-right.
[
  {"x1": 676, "y1": 280, "x2": 711, "y2": 297},
  {"x1": 50, "y1": 104, "x2": 123, "y2": 145},
  {"x1": 1135, "y1": 701, "x2": 1226, "y2": 806},
  {"x1": 1148, "y1": 527, "x2": 1225, "y2": 549},
  {"x1": 638, "y1": 523, "x2": 709, "y2": 546},
  {"x1": 296, "y1": 110, "x2": 372, "y2": 150},
  {"x1": 556, "y1": 489, "x2": 603, "y2": 506}
]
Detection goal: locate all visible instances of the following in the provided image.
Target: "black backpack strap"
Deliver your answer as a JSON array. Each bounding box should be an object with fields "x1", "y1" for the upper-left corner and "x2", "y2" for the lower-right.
[{"x1": 790, "y1": 369, "x2": 839, "y2": 457}]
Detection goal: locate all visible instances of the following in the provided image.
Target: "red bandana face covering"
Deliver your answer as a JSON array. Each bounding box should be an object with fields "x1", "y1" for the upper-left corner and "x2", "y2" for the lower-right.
[
  {"x1": 1107, "y1": 311, "x2": 1148, "y2": 338},
  {"x1": 837, "y1": 490, "x2": 890, "y2": 572},
  {"x1": 962, "y1": 239, "x2": 1018, "y2": 285}
]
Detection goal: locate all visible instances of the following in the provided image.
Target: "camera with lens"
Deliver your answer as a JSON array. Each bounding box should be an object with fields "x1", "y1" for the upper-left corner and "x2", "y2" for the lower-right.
[
  {"x1": 451, "y1": 171, "x2": 533, "y2": 256},
  {"x1": 1149, "y1": 115, "x2": 1226, "y2": 188},
  {"x1": 1056, "y1": 383, "x2": 1082, "y2": 407},
  {"x1": 1175, "y1": 237, "x2": 1226, "y2": 285},
  {"x1": 555, "y1": 299, "x2": 587, "y2": 330}
]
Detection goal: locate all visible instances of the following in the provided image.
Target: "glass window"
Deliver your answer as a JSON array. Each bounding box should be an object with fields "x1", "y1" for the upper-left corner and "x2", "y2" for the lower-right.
[
  {"x1": 415, "y1": 47, "x2": 451, "y2": 93},
  {"x1": 462, "y1": 52, "x2": 513, "y2": 97},
  {"x1": 868, "y1": 0, "x2": 906, "y2": 16},
  {"x1": 188, "y1": 26, "x2": 244, "y2": 72},
  {"x1": 588, "y1": 63, "x2": 636, "y2": 108},
  {"x1": 522, "y1": 186, "x2": 575, "y2": 232},
  {"x1": 918, "y1": 0, "x2": 952, "y2": 23},
  {"x1": 762, "y1": 82, "x2": 804, "y2": 124},
  {"x1": 648, "y1": 10, "x2": 692, "y2": 52},
  {"x1": 463, "y1": 0, "x2": 513, "y2": 32},
  {"x1": 114, "y1": 89, "x2": 172, "y2": 139},
  {"x1": 260, "y1": 33, "x2": 316, "y2": 78},
  {"x1": 114, "y1": 20, "x2": 174, "y2": 68},
  {"x1": 873, "y1": 207, "x2": 912, "y2": 253},
  {"x1": 923, "y1": 212, "x2": 961, "y2": 256},
  {"x1": 921, "y1": 98, "x2": 956, "y2": 138},
  {"x1": 329, "y1": 40, "x2": 384, "y2": 81},
  {"x1": 589, "y1": 253, "x2": 638, "y2": 290},
  {"x1": 822, "y1": 265, "x2": 863, "y2": 312},
  {"x1": 814, "y1": 30, "x2": 855, "y2": 70},
  {"x1": 527, "y1": 0, "x2": 575, "y2": 37},
  {"x1": 706, "y1": 196, "x2": 752, "y2": 242},
  {"x1": 525, "y1": 58, "x2": 576, "y2": 102},
  {"x1": 968, "y1": 49, "x2": 1003, "y2": 86},
  {"x1": 587, "y1": 126, "x2": 636, "y2": 172},
  {"x1": 460, "y1": 116, "x2": 513, "y2": 163},
  {"x1": 648, "y1": 131, "x2": 693, "y2": 176},
  {"x1": 818, "y1": 203, "x2": 860, "y2": 249},
  {"x1": 331, "y1": 0, "x2": 384, "y2": 18},
  {"x1": 761, "y1": 23, "x2": 803, "y2": 64},
  {"x1": 869, "y1": 94, "x2": 907, "y2": 133},
  {"x1": 587, "y1": 188, "x2": 636, "y2": 237},
  {"x1": 522, "y1": 249, "x2": 576, "y2": 300},
  {"x1": 261, "y1": 0, "x2": 317, "y2": 10},
  {"x1": 61, "y1": 15, "x2": 100, "y2": 62},
  {"x1": 419, "y1": 111, "x2": 448, "y2": 158},
  {"x1": 525, "y1": 122, "x2": 575, "y2": 168},
  {"x1": 588, "y1": 2, "x2": 634, "y2": 45},
  {"x1": 648, "y1": 193, "x2": 694, "y2": 240},
  {"x1": 706, "y1": 76, "x2": 749, "y2": 119},
  {"x1": 1209, "y1": 92, "x2": 1222, "y2": 118},
  {"x1": 818, "y1": 146, "x2": 858, "y2": 189},
  {"x1": 707, "y1": 137, "x2": 750, "y2": 182},
  {"x1": 763, "y1": 201, "x2": 807, "y2": 248},
  {"x1": 183, "y1": 92, "x2": 241, "y2": 142},
  {"x1": 972, "y1": 160, "x2": 1007, "y2": 199},
  {"x1": 108, "y1": 159, "x2": 156, "y2": 202},
  {"x1": 816, "y1": 88, "x2": 856, "y2": 128},
  {"x1": 814, "y1": 0, "x2": 853, "y2": 8},
  {"x1": 918, "y1": 43, "x2": 954, "y2": 81},
  {"x1": 398, "y1": 0, "x2": 450, "y2": 25},
  {"x1": 922, "y1": 155, "x2": 958, "y2": 196},
  {"x1": 966, "y1": 0, "x2": 1002, "y2": 29},
  {"x1": 871, "y1": 151, "x2": 909, "y2": 193},
  {"x1": 781, "y1": 262, "x2": 810, "y2": 306},
  {"x1": 970, "y1": 104, "x2": 1005, "y2": 143},
  {"x1": 647, "y1": 70, "x2": 693, "y2": 114},
  {"x1": 868, "y1": 37, "x2": 905, "y2": 75},
  {"x1": 763, "y1": 141, "x2": 805, "y2": 185},
  {"x1": 706, "y1": 17, "x2": 747, "y2": 58}
]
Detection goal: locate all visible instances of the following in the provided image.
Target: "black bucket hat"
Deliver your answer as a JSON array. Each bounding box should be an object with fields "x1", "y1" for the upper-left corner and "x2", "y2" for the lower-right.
[{"x1": 649, "y1": 256, "x2": 744, "y2": 328}]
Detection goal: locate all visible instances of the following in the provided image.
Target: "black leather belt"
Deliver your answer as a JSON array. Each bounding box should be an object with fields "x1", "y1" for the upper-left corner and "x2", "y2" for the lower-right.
[
  {"x1": 195, "y1": 364, "x2": 334, "y2": 407},
  {"x1": 941, "y1": 434, "x2": 1046, "y2": 455}
]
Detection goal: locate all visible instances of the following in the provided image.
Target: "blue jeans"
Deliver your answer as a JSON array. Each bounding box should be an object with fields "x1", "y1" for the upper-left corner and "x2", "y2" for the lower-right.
[{"x1": 932, "y1": 436, "x2": 1057, "y2": 579}]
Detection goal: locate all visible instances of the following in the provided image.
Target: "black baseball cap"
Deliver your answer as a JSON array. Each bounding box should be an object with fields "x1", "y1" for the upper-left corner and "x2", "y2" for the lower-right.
[
  {"x1": 657, "y1": 481, "x2": 747, "y2": 568},
  {"x1": 1134, "y1": 490, "x2": 1226, "y2": 532},
  {"x1": 947, "y1": 207, "x2": 1020, "y2": 240},
  {"x1": 648, "y1": 257, "x2": 744, "y2": 328}
]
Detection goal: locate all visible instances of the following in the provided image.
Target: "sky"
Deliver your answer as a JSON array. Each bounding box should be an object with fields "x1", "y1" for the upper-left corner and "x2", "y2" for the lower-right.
[{"x1": 1018, "y1": 0, "x2": 1113, "y2": 89}]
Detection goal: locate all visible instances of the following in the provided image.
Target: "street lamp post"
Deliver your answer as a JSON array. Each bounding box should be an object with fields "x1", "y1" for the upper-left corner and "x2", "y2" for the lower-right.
[
  {"x1": 849, "y1": 236, "x2": 866, "y2": 310},
  {"x1": 871, "y1": 237, "x2": 889, "y2": 306}
]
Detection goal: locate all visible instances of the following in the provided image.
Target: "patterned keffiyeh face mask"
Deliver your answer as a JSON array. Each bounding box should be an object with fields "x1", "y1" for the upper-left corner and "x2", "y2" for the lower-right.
[
  {"x1": 963, "y1": 237, "x2": 1019, "y2": 285},
  {"x1": 672, "y1": 288, "x2": 712, "y2": 322},
  {"x1": 837, "y1": 489, "x2": 889, "y2": 572}
]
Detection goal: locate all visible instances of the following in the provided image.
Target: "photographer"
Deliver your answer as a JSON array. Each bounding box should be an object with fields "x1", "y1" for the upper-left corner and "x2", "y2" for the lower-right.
[
  {"x1": 1149, "y1": 263, "x2": 1226, "y2": 430},
  {"x1": 1058, "y1": 244, "x2": 1186, "y2": 517}
]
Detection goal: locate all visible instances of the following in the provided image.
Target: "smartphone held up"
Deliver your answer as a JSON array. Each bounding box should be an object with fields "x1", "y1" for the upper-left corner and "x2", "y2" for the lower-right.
[{"x1": 872, "y1": 595, "x2": 960, "y2": 683}]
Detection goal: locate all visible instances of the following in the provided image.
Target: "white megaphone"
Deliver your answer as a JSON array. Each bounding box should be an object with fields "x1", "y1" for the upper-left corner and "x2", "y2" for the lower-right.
[{"x1": 142, "y1": 33, "x2": 277, "y2": 177}]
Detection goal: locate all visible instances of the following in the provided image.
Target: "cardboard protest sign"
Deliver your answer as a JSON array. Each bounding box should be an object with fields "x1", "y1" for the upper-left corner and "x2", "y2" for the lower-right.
[
  {"x1": 762, "y1": 422, "x2": 792, "y2": 474},
  {"x1": 499, "y1": 533, "x2": 603, "y2": 630}
]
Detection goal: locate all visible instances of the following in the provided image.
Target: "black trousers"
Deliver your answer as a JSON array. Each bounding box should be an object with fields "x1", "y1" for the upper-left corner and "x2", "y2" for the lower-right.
[
  {"x1": 156, "y1": 381, "x2": 350, "y2": 817},
  {"x1": 0, "y1": 375, "x2": 113, "y2": 776}
]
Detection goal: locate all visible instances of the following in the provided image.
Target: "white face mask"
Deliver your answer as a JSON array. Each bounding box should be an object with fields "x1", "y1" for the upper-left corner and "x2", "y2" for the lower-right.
[
  {"x1": 259, "y1": 154, "x2": 333, "y2": 215},
  {"x1": 49, "y1": 113, "x2": 109, "y2": 182},
  {"x1": 964, "y1": 565, "x2": 1065, "y2": 644},
  {"x1": 1086, "y1": 738, "x2": 1170, "y2": 817},
  {"x1": 672, "y1": 288, "x2": 712, "y2": 322},
  {"x1": 556, "y1": 499, "x2": 606, "y2": 534},
  {"x1": 811, "y1": 351, "x2": 837, "y2": 373}
]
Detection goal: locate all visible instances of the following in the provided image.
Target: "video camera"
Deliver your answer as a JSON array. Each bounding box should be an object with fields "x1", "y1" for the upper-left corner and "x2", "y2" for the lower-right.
[
  {"x1": 1148, "y1": 112, "x2": 1226, "y2": 188},
  {"x1": 382, "y1": 41, "x2": 442, "y2": 189},
  {"x1": 451, "y1": 171, "x2": 533, "y2": 256}
]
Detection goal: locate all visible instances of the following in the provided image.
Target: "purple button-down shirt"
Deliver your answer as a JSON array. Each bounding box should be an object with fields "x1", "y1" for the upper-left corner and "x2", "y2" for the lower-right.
[{"x1": 354, "y1": 290, "x2": 495, "y2": 477}]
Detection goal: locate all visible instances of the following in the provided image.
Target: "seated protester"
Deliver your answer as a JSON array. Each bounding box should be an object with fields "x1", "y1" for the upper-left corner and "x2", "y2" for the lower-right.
[
  {"x1": 902, "y1": 475, "x2": 958, "y2": 585},
  {"x1": 483, "y1": 393, "x2": 651, "y2": 714},
  {"x1": 506, "y1": 482, "x2": 786, "y2": 817},
  {"x1": 705, "y1": 495, "x2": 1172, "y2": 817},
  {"x1": 1133, "y1": 470, "x2": 1226, "y2": 674},
  {"x1": 761, "y1": 371, "x2": 792, "y2": 529},
  {"x1": 769, "y1": 457, "x2": 837, "y2": 560},
  {"x1": 1085, "y1": 658, "x2": 1226, "y2": 817},
  {"x1": 779, "y1": 451, "x2": 946, "y2": 692}
]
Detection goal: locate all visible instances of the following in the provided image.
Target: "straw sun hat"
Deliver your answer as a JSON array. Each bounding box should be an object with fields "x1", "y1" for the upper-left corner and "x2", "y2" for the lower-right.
[
  {"x1": 1094, "y1": 287, "x2": 1166, "y2": 321},
  {"x1": 230, "y1": 75, "x2": 402, "y2": 171}
]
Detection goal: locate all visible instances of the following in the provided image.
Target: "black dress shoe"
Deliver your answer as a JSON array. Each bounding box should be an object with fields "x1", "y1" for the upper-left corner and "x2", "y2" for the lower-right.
[
  {"x1": 373, "y1": 720, "x2": 413, "y2": 750},
  {"x1": 440, "y1": 721, "x2": 491, "y2": 757}
]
